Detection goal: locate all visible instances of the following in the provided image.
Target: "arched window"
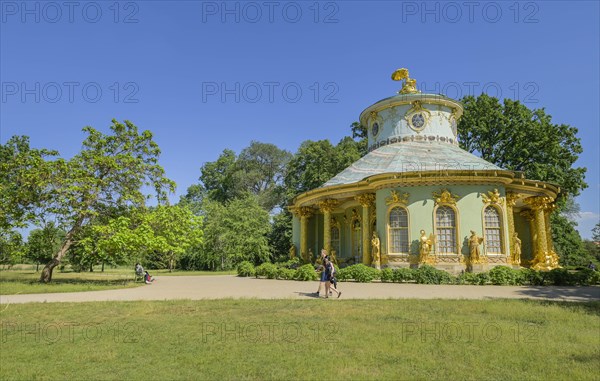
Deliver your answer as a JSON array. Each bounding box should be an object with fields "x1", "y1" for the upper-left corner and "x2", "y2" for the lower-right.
[
  {"x1": 389, "y1": 207, "x2": 409, "y2": 253},
  {"x1": 331, "y1": 226, "x2": 340, "y2": 256},
  {"x1": 484, "y1": 206, "x2": 502, "y2": 254},
  {"x1": 436, "y1": 206, "x2": 457, "y2": 254}
]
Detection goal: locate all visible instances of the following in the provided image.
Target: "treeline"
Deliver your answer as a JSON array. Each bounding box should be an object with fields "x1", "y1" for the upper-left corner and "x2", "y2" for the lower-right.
[{"x1": 1, "y1": 96, "x2": 598, "y2": 282}]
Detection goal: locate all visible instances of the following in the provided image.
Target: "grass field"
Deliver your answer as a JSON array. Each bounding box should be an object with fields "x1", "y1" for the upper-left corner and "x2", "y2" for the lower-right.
[
  {"x1": 0, "y1": 268, "x2": 236, "y2": 295},
  {"x1": 1, "y1": 299, "x2": 598, "y2": 380}
]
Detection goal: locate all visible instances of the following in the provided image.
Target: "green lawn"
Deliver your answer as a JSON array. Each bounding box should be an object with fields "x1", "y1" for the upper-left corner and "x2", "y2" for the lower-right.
[
  {"x1": 1, "y1": 299, "x2": 598, "y2": 380},
  {"x1": 0, "y1": 267, "x2": 236, "y2": 295}
]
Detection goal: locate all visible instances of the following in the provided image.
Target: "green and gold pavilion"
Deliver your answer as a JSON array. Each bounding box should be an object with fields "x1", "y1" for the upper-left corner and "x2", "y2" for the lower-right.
[{"x1": 290, "y1": 69, "x2": 561, "y2": 273}]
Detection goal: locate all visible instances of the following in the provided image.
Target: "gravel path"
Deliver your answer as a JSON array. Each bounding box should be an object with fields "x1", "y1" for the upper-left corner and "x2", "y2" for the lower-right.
[{"x1": 1, "y1": 276, "x2": 599, "y2": 304}]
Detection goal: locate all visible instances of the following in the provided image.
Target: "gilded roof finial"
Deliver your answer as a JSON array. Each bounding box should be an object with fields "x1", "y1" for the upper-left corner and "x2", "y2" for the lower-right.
[{"x1": 391, "y1": 68, "x2": 420, "y2": 94}]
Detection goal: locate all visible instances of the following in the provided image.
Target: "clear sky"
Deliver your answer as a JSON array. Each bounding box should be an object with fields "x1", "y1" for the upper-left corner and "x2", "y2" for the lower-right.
[{"x1": 1, "y1": 1, "x2": 598, "y2": 238}]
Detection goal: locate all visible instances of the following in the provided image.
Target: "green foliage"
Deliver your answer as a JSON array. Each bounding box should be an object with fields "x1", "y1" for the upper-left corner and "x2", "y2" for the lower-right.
[
  {"x1": 201, "y1": 196, "x2": 271, "y2": 271},
  {"x1": 236, "y1": 261, "x2": 255, "y2": 277},
  {"x1": 459, "y1": 95, "x2": 587, "y2": 198},
  {"x1": 0, "y1": 230, "x2": 24, "y2": 267},
  {"x1": 255, "y1": 262, "x2": 278, "y2": 279},
  {"x1": 393, "y1": 268, "x2": 415, "y2": 283},
  {"x1": 475, "y1": 272, "x2": 490, "y2": 285},
  {"x1": 488, "y1": 266, "x2": 520, "y2": 285},
  {"x1": 268, "y1": 210, "x2": 292, "y2": 262},
  {"x1": 520, "y1": 268, "x2": 547, "y2": 286},
  {"x1": 284, "y1": 138, "x2": 362, "y2": 201},
  {"x1": 339, "y1": 264, "x2": 380, "y2": 283},
  {"x1": 380, "y1": 268, "x2": 394, "y2": 282},
  {"x1": 276, "y1": 257, "x2": 300, "y2": 269},
  {"x1": 200, "y1": 142, "x2": 291, "y2": 211},
  {"x1": 392, "y1": 268, "x2": 414, "y2": 283},
  {"x1": 294, "y1": 264, "x2": 318, "y2": 281},
  {"x1": 551, "y1": 213, "x2": 593, "y2": 267},
  {"x1": 277, "y1": 267, "x2": 296, "y2": 280},
  {"x1": 456, "y1": 272, "x2": 480, "y2": 285},
  {"x1": 25, "y1": 223, "x2": 65, "y2": 267},
  {"x1": 413, "y1": 265, "x2": 454, "y2": 284}
]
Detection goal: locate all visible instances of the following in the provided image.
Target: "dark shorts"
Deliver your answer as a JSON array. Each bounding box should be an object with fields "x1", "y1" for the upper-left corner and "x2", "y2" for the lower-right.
[{"x1": 320, "y1": 272, "x2": 328, "y2": 282}]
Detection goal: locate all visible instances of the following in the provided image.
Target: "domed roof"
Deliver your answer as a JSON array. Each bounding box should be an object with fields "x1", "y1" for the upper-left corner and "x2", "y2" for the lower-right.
[{"x1": 322, "y1": 69, "x2": 501, "y2": 187}]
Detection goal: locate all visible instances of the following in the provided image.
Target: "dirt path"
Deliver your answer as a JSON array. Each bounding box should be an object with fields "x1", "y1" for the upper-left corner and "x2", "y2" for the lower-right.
[{"x1": 1, "y1": 276, "x2": 599, "y2": 304}]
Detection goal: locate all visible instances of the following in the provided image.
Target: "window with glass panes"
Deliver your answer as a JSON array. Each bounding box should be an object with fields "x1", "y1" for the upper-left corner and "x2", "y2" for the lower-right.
[
  {"x1": 484, "y1": 206, "x2": 502, "y2": 254},
  {"x1": 389, "y1": 207, "x2": 409, "y2": 253},
  {"x1": 436, "y1": 206, "x2": 457, "y2": 254},
  {"x1": 331, "y1": 226, "x2": 340, "y2": 255}
]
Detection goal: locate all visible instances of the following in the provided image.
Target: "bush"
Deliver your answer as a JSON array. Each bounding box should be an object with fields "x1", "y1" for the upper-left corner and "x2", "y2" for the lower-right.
[
  {"x1": 380, "y1": 268, "x2": 394, "y2": 283},
  {"x1": 520, "y1": 268, "x2": 547, "y2": 285},
  {"x1": 277, "y1": 267, "x2": 296, "y2": 280},
  {"x1": 574, "y1": 268, "x2": 599, "y2": 286},
  {"x1": 276, "y1": 258, "x2": 301, "y2": 269},
  {"x1": 236, "y1": 261, "x2": 255, "y2": 277},
  {"x1": 255, "y1": 262, "x2": 278, "y2": 279},
  {"x1": 456, "y1": 272, "x2": 480, "y2": 285},
  {"x1": 476, "y1": 272, "x2": 490, "y2": 285},
  {"x1": 414, "y1": 265, "x2": 454, "y2": 284},
  {"x1": 548, "y1": 268, "x2": 576, "y2": 286},
  {"x1": 341, "y1": 264, "x2": 380, "y2": 283},
  {"x1": 393, "y1": 268, "x2": 415, "y2": 283},
  {"x1": 489, "y1": 266, "x2": 520, "y2": 285},
  {"x1": 294, "y1": 264, "x2": 318, "y2": 281}
]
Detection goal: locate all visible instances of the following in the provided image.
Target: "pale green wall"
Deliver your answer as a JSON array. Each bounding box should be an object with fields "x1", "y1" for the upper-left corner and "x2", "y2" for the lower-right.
[{"x1": 376, "y1": 185, "x2": 508, "y2": 256}]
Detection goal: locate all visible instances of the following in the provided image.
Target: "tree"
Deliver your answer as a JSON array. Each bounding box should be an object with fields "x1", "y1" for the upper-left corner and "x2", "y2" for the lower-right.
[
  {"x1": 0, "y1": 230, "x2": 24, "y2": 267},
  {"x1": 268, "y1": 210, "x2": 293, "y2": 262},
  {"x1": 459, "y1": 94, "x2": 587, "y2": 199},
  {"x1": 35, "y1": 120, "x2": 175, "y2": 282},
  {"x1": 202, "y1": 196, "x2": 271, "y2": 270},
  {"x1": 147, "y1": 205, "x2": 203, "y2": 271},
  {"x1": 458, "y1": 95, "x2": 588, "y2": 266},
  {"x1": 0, "y1": 136, "x2": 57, "y2": 233},
  {"x1": 284, "y1": 137, "x2": 362, "y2": 202},
  {"x1": 199, "y1": 141, "x2": 292, "y2": 211},
  {"x1": 26, "y1": 222, "x2": 65, "y2": 271}
]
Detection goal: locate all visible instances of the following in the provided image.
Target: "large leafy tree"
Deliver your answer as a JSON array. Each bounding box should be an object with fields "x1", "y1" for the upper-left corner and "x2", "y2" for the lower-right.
[
  {"x1": 458, "y1": 94, "x2": 588, "y2": 265},
  {"x1": 0, "y1": 230, "x2": 24, "y2": 267},
  {"x1": 199, "y1": 141, "x2": 291, "y2": 211},
  {"x1": 284, "y1": 137, "x2": 362, "y2": 202},
  {"x1": 28, "y1": 120, "x2": 175, "y2": 282},
  {"x1": 202, "y1": 196, "x2": 271, "y2": 270},
  {"x1": 459, "y1": 95, "x2": 587, "y2": 198}
]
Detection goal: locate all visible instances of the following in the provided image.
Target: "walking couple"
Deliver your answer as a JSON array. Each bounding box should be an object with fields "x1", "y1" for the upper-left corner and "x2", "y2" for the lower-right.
[{"x1": 315, "y1": 249, "x2": 342, "y2": 298}]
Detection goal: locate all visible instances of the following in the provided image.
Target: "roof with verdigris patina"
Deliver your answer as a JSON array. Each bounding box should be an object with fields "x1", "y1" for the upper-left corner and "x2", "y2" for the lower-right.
[{"x1": 322, "y1": 141, "x2": 502, "y2": 188}]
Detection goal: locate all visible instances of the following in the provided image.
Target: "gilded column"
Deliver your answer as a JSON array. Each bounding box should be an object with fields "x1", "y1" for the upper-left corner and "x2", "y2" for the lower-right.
[
  {"x1": 319, "y1": 199, "x2": 339, "y2": 255},
  {"x1": 297, "y1": 207, "x2": 314, "y2": 263},
  {"x1": 506, "y1": 192, "x2": 519, "y2": 263},
  {"x1": 355, "y1": 193, "x2": 375, "y2": 265},
  {"x1": 524, "y1": 196, "x2": 559, "y2": 270}
]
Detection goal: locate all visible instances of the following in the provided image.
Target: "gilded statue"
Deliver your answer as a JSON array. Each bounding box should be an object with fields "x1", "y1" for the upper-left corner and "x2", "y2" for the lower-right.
[
  {"x1": 330, "y1": 249, "x2": 338, "y2": 265},
  {"x1": 511, "y1": 232, "x2": 521, "y2": 265},
  {"x1": 371, "y1": 231, "x2": 381, "y2": 267},
  {"x1": 419, "y1": 230, "x2": 434, "y2": 263},
  {"x1": 289, "y1": 245, "x2": 296, "y2": 260},
  {"x1": 308, "y1": 248, "x2": 314, "y2": 263},
  {"x1": 469, "y1": 230, "x2": 484, "y2": 264}
]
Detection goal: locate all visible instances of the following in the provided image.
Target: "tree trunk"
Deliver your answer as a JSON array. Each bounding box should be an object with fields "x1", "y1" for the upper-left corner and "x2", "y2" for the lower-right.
[
  {"x1": 89, "y1": 263, "x2": 93, "y2": 272},
  {"x1": 36, "y1": 262, "x2": 39, "y2": 272},
  {"x1": 40, "y1": 224, "x2": 79, "y2": 283},
  {"x1": 101, "y1": 261, "x2": 105, "y2": 272}
]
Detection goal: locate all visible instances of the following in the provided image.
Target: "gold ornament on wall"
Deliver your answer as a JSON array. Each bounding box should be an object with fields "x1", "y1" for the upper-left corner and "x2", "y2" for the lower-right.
[
  {"x1": 481, "y1": 188, "x2": 504, "y2": 205},
  {"x1": 432, "y1": 189, "x2": 460, "y2": 205},
  {"x1": 405, "y1": 100, "x2": 431, "y2": 132},
  {"x1": 385, "y1": 190, "x2": 409, "y2": 206}
]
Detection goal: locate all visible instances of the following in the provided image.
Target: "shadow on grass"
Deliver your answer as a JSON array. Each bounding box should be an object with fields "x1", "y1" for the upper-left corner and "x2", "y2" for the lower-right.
[{"x1": 517, "y1": 298, "x2": 600, "y2": 317}]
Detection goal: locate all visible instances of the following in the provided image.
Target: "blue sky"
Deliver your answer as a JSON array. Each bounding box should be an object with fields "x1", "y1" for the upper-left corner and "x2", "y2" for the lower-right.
[{"x1": 1, "y1": 0, "x2": 598, "y2": 238}]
